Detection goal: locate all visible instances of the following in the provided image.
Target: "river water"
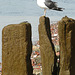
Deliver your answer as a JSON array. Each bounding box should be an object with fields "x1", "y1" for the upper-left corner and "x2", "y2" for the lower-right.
[{"x1": 0, "y1": 0, "x2": 75, "y2": 62}]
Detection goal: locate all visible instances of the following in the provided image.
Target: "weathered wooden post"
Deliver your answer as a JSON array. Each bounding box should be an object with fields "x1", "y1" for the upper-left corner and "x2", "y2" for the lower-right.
[
  {"x1": 38, "y1": 16, "x2": 56, "y2": 75},
  {"x1": 58, "y1": 16, "x2": 75, "y2": 75},
  {"x1": 2, "y1": 22, "x2": 33, "y2": 75}
]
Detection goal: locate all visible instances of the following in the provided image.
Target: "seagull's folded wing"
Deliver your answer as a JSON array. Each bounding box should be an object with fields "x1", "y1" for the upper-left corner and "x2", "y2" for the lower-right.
[{"x1": 44, "y1": 1, "x2": 57, "y2": 9}]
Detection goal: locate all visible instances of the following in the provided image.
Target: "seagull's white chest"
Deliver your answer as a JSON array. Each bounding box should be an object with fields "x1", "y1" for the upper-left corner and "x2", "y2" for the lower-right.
[{"x1": 37, "y1": 0, "x2": 48, "y2": 9}]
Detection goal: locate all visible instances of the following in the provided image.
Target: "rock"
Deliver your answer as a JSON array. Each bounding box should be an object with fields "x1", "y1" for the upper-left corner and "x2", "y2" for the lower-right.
[
  {"x1": 58, "y1": 16, "x2": 75, "y2": 75},
  {"x1": 2, "y1": 22, "x2": 33, "y2": 75},
  {"x1": 38, "y1": 16, "x2": 56, "y2": 75}
]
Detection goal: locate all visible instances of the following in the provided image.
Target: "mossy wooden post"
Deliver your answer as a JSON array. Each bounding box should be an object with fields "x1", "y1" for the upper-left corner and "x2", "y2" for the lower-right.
[
  {"x1": 58, "y1": 16, "x2": 75, "y2": 75},
  {"x1": 2, "y1": 22, "x2": 33, "y2": 75},
  {"x1": 38, "y1": 16, "x2": 56, "y2": 75}
]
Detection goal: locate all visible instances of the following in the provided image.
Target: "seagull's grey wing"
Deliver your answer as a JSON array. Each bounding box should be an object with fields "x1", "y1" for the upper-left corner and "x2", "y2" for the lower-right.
[
  {"x1": 44, "y1": 1, "x2": 57, "y2": 9},
  {"x1": 44, "y1": 1, "x2": 64, "y2": 11},
  {"x1": 45, "y1": 0, "x2": 57, "y2": 3},
  {"x1": 45, "y1": 0, "x2": 51, "y2": 2}
]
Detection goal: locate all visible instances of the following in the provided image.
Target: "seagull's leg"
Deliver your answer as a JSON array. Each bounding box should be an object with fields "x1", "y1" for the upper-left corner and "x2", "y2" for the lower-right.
[{"x1": 44, "y1": 9, "x2": 46, "y2": 16}]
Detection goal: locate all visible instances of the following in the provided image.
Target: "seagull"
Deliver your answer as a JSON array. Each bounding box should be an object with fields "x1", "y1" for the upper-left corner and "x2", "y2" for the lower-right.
[{"x1": 37, "y1": 0, "x2": 64, "y2": 16}]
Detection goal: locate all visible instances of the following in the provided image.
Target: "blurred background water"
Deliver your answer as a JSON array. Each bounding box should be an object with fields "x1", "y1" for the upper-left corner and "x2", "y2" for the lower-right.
[
  {"x1": 0, "y1": 0, "x2": 75, "y2": 62},
  {"x1": 0, "y1": 0, "x2": 75, "y2": 17}
]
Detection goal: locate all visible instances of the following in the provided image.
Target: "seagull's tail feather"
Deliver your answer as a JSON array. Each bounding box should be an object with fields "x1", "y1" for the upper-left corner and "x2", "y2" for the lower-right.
[{"x1": 52, "y1": 7, "x2": 64, "y2": 11}]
